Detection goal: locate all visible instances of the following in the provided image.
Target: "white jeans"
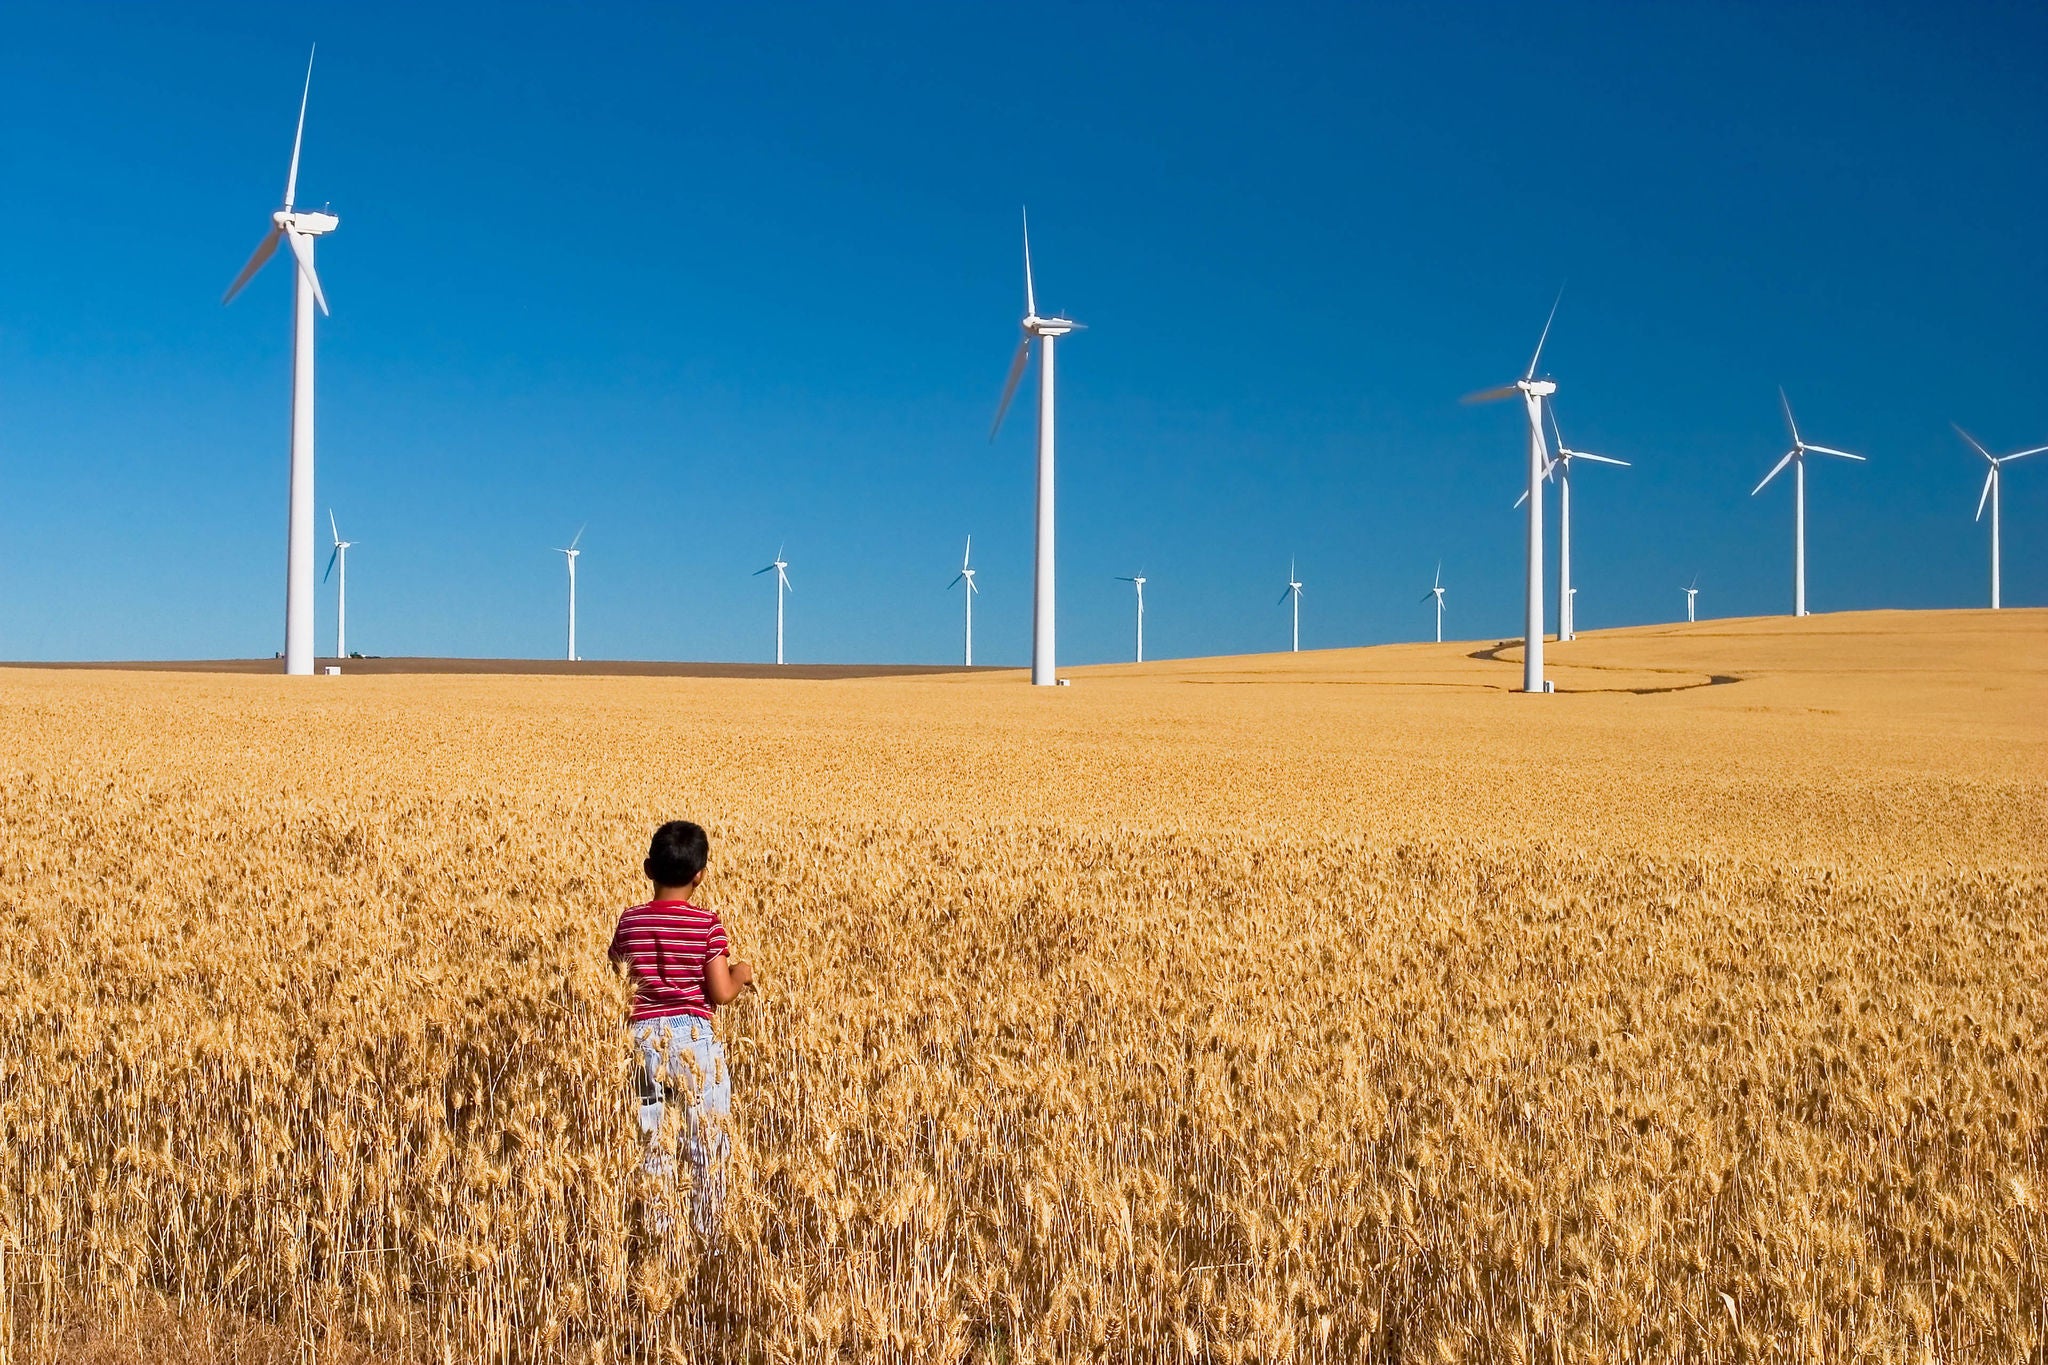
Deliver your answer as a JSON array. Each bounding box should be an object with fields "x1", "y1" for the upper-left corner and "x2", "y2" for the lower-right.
[{"x1": 631, "y1": 1013, "x2": 730, "y2": 1237}]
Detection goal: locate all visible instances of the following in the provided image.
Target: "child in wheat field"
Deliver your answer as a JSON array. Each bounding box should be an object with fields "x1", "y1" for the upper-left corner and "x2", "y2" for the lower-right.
[{"x1": 608, "y1": 821, "x2": 756, "y2": 1236}]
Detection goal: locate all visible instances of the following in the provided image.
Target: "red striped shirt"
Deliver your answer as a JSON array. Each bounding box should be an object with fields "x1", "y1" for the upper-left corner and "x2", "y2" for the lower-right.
[{"x1": 607, "y1": 899, "x2": 731, "y2": 1023}]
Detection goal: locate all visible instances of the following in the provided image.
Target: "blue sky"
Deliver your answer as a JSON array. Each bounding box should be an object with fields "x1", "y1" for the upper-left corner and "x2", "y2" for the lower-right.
[{"x1": 1, "y1": 2, "x2": 2043, "y2": 664}]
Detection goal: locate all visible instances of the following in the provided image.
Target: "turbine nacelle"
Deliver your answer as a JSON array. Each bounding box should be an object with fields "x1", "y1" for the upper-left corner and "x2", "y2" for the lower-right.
[{"x1": 278, "y1": 209, "x2": 339, "y2": 236}]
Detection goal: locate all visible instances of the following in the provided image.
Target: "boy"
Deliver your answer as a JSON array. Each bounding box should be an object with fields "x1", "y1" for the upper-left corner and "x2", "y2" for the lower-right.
[{"x1": 608, "y1": 820, "x2": 755, "y2": 1237}]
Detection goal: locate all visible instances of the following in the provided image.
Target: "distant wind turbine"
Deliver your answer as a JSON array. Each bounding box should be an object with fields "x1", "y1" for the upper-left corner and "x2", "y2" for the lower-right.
[
  {"x1": 1954, "y1": 424, "x2": 2047, "y2": 610},
  {"x1": 1421, "y1": 563, "x2": 1446, "y2": 643},
  {"x1": 1752, "y1": 389, "x2": 1865, "y2": 617},
  {"x1": 1683, "y1": 574, "x2": 1699, "y2": 623},
  {"x1": 754, "y1": 546, "x2": 792, "y2": 665},
  {"x1": 990, "y1": 210, "x2": 1083, "y2": 687},
  {"x1": 555, "y1": 525, "x2": 584, "y2": 662},
  {"x1": 948, "y1": 537, "x2": 979, "y2": 665},
  {"x1": 323, "y1": 510, "x2": 353, "y2": 660},
  {"x1": 1464, "y1": 289, "x2": 1564, "y2": 693},
  {"x1": 1278, "y1": 559, "x2": 1304, "y2": 653},
  {"x1": 1546, "y1": 408, "x2": 1629, "y2": 641},
  {"x1": 1115, "y1": 572, "x2": 1147, "y2": 662},
  {"x1": 222, "y1": 47, "x2": 336, "y2": 677}
]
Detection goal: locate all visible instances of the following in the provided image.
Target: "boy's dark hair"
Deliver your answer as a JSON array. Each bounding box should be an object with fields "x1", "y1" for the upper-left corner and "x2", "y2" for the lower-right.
[{"x1": 645, "y1": 821, "x2": 710, "y2": 888}]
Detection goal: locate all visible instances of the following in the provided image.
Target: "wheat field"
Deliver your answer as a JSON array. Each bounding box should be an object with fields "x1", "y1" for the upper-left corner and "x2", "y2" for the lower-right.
[{"x1": 1, "y1": 609, "x2": 2042, "y2": 1363}]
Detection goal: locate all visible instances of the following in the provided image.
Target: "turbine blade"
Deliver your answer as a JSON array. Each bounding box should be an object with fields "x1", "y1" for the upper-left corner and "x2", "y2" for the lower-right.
[
  {"x1": 1779, "y1": 387, "x2": 1802, "y2": 447},
  {"x1": 569, "y1": 523, "x2": 586, "y2": 552},
  {"x1": 328, "y1": 508, "x2": 339, "y2": 544},
  {"x1": 781, "y1": 569, "x2": 793, "y2": 592},
  {"x1": 963, "y1": 535, "x2": 972, "y2": 570},
  {"x1": 1951, "y1": 422, "x2": 1996, "y2": 463},
  {"x1": 1803, "y1": 443, "x2": 1864, "y2": 462},
  {"x1": 1571, "y1": 451, "x2": 1631, "y2": 467},
  {"x1": 1021, "y1": 207, "x2": 1036, "y2": 318},
  {"x1": 948, "y1": 572, "x2": 965, "y2": 589},
  {"x1": 222, "y1": 227, "x2": 283, "y2": 304},
  {"x1": 1525, "y1": 284, "x2": 1564, "y2": 381},
  {"x1": 1513, "y1": 487, "x2": 1530, "y2": 509},
  {"x1": 2001, "y1": 446, "x2": 2048, "y2": 463},
  {"x1": 323, "y1": 545, "x2": 339, "y2": 582},
  {"x1": 1977, "y1": 467, "x2": 1996, "y2": 521},
  {"x1": 1462, "y1": 384, "x2": 1521, "y2": 405},
  {"x1": 282, "y1": 229, "x2": 329, "y2": 316},
  {"x1": 989, "y1": 336, "x2": 1032, "y2": 440},
  {"x1": 1752, "y1": 449, "x2": 1797, "y2": 495},
  {"x1": 1278, "y1": 587, "x2": 1293, "y2": 605},
  {"x1": 753, "y1": 565, "x2": 776, "y2": 575},
  {"x1": 284, "y1": 46, "x2": 315, "y2": 210}
]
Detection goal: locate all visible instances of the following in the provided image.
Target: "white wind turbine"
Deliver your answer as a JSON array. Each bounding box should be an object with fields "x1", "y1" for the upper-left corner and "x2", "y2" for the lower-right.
[
  {"x1": 323, "y1": 510, "x2": 353, "y2": 660},
  {"x1": 1954, "y1": 424, "x2": 2047, "y2": 610},
  {"x1": 948, "y1": 537, "x2": 979, "y2": 665},
  {"x1": 1752, "y1": 389, "x2": 1865, "y2": 617},
  {"x1": 1545, "y1": 408, "x2": 1629, "y2": 641},
  {"x1": 989, "y1": 210, "x2": 1083, "y2": 687},
  {"x1": 554, "y1": 525, "x2": 584, "y2": 662},
  {"x1": 222, "y1": 47, "x2": 337, "y2": 677},
  {"x1": 1278, "y1": 559, "x2": 1304, "y2": 653},
  {"x1": 1421, "y1": 563, "x2": 1446, "y2": 643},
  {"x1": 1682, "y1": 574, "x2": 1699, "y2": 623},
  {"x1": 1115, "y1": 572, "x2": 1147, "y2": 662},
  {"x1": 1464, "y1": 292, "x2": 1563, "y2": 693},
  {"x1": 754, "y1": 546, "x2": 792, "y2": 665}
]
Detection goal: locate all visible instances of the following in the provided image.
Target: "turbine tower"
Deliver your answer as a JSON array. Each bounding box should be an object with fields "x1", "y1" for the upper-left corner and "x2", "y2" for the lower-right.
[
  {"x1": 1954, "y1": 424, "x2": 2047, "y2": 610},
  {"x1": 1547, "y1": 409, "x2": 1629, "y2": 641},
  {"x1": 990, "y1": 210, "x2": 1083, "y2": 687},
  {"x1": 948, "y1": 537, "x2": 979, "y2": 665},
  {"x1": 1115, "y1": 573, "x2": 1146, "y2": 662},
  {"x1": 1422, "y1": 563, "x2": 1446, "y2": 643},
  {"x1": 1464, "y1": 291, "x2": 1563, "y2": 693},
  {"x1": 323, "y1": 510, "x2": 353, "y2": 660},
  {"x1": 555, "y1": 526, "x2": 584, "y2": 662},
  {"x1": 1683, "y1": 574, "x2": 1699, "y2": 623},
  {"x1": 1752, "y1": 389, "x2": 1865, "y2": 617},
  {"x1": 1278, "y1": 559, "x2": 1304, "y2": 653},
  {"x1": 223, "y1": 47, "x2": 336, "y2": 677},
  {"x1": 753, "y1": 547, "x2": 792, "y2": 665}
]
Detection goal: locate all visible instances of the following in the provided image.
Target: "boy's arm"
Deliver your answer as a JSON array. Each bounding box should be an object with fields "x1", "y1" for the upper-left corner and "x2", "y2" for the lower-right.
[{"x1": 704, "y1": 953, "x2": 755, "y2": 1006}]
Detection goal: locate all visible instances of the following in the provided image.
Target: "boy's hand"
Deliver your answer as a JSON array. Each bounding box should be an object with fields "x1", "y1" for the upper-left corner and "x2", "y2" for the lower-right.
[{"x1": 731, "y1": 961, "x2": 756, "y2": 991}]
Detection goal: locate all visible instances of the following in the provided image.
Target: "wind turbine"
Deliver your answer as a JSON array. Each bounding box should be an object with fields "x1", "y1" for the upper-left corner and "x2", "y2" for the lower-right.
[
  {"x1": 1546, "y1": 409, "x2": 1629, "y2": 641},
  {"x1": 1752, "y1": 389, "x2": 1865, "y2": 617},
  {"x1": 948, "y1": 537, "x2": 979, "y2": 665},
  {"x1": 323, "y1": 510, "x2": 353, "y2": 660},
  {"x1": 1421, "y1": 563, "x2": 1446, "y2": 643},
  {"x1": 1954, "y1": 424, "x2": 2047, "y2": 609},
  {"x1": 555, "y1": 525, "x2": 584, "y2": 662},
  {"x1": 1683, "y1": 574, "x2": 1699, "y2": 623},
  {"x1": 989, "y1": 210, "x2": 1083, "y2": 687},
  {"x1": 1278, "y1": 559, "x2": 1304, "y2": 653},
  {"x1": 754, "y1": 546, "x2": 792, "y2": 665},
  {"x1": 1464, "y1": 291, "x2": 1563, "y2": 693},
  {"x1": 223, "y1": 47, "x2": 337, "y2": 677},
  {"x1": 1115, "y1": 572, "x2": 1147, "y2": 662}
]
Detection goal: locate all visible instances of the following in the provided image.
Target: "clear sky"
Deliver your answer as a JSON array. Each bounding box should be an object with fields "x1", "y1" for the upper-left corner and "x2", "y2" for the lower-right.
[{"x1": 1, "y1": 2, "x2": 2043, "y2": 664}]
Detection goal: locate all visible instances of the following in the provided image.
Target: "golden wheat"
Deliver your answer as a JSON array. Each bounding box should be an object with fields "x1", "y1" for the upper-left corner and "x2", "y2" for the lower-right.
[{"x1": 0, "y1": 609, "x2": 2042, "y2": 1362}]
